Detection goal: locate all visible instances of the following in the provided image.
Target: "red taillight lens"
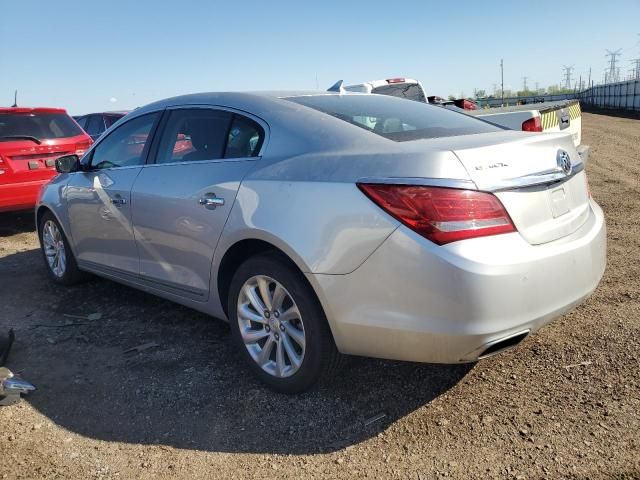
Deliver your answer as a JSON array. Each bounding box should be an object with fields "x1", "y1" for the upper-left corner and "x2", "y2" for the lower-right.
[
  {"x1": 75, "y1": 140, "x2": 93, "y2": 157},
  {"x1": 357, "y1": 184, "x2": 516, "y2": 245},
  {"x1": 522, "y1": 116, "x2": 542, "y2": 132},
  {"x1": 386, "y1": 77, "x2": 406, "y2": 84}
]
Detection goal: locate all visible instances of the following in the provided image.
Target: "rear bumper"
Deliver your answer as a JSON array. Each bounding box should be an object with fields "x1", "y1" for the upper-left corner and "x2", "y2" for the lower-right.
[
  {"x1": 310, "y1": 199, "x2": 606, "y2": 363},
  {"x1": 0, "y1": 180, "x2": 48, "y2": 213}
]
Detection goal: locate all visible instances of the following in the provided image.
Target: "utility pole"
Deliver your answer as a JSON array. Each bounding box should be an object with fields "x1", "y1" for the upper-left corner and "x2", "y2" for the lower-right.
[
  {"x1": 522, "y1": 76, "x2": 528, "y2": 92},
  {"x1": 605, "y1": 49, "x2": 622, "y2": 83},
  {"x1": 500, "y1": 59, "x2": 504, "y2": 106},
  {"x1": 562, "y1": 65, "x2": 574, "y2": 90},
  {"x1": 535, "y1": 81, "x2": 539, "y2": 93}
]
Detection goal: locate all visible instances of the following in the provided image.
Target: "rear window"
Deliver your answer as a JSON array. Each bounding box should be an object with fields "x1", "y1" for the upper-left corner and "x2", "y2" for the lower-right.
[
  {"x1": 372, "y1": 83, "x2": 427, "y2": 103},
  {"x1": 0, "y1": 112, "x2": 83, "y2": 140},
  {"x1": 286, "y1": 94, "x2": 503, "y2": 142}
]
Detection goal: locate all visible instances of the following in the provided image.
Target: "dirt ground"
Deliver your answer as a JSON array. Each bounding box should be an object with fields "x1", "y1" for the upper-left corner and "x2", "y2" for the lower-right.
[{"x1": 0, "y1": 112, "x2": 638, "y2": 479}]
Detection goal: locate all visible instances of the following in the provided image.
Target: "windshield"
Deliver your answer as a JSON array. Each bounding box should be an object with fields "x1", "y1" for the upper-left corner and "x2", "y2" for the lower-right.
[
  {"x1": 0, "y1": 112, "x2": 83, "y2": 140},
  {"x1": 285, "y1": 94, "x2": 503, "y2": 142}
]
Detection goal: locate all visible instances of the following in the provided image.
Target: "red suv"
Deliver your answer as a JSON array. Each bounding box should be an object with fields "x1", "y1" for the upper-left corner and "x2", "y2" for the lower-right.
[{"x1": 0, "y1": 107, "x2": 92, "y2": 212}]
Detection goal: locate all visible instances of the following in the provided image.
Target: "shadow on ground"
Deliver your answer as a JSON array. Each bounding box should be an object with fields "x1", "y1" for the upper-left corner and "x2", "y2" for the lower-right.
[
  {"x1": 0, "y1": 247, "x2": 472, "y2": 454},
  {"x1": 0, "y1": 211, "x2": 35, "y2": 237}
]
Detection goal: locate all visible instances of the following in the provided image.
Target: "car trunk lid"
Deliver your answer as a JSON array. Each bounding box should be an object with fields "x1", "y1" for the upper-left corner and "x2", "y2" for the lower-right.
[{"x1": 451, "y1": 132, "x2": 590, "y2": 245}]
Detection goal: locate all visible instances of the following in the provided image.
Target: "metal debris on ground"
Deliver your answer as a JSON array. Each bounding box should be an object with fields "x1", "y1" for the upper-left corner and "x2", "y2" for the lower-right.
[
  {"x1": 364, "y1": 412, "x2": 387, "y2": 426},
  {"x1": 0, "y1": 329, "x2": 36, "y2": 406},
  {"x1": 123, "y1": 342, "x2": 160, "y2": 354},
  {"x1": 0, "y1": 367, "x2": 36, "y2": 406},
  {"x1": 64, "y1": 312, "x2": 103, "y2": 321},
  {"x1": 564, "y1": 361, "x2": 592, "y2": 369}
]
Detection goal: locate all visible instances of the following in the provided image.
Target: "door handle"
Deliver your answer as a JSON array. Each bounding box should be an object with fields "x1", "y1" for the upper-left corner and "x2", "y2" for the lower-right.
[
  {"x1": 199, "y1": 194, "x2": 225, "y2": 210},
  {"x1": 111, "y1": 197, "x2": 127, "y2": 206}
]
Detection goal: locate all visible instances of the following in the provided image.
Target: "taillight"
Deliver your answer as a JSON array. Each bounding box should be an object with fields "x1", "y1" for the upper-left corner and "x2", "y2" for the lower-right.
[
  {"x1": 522, "y1": 116, "x2": 542, "y2": 132},
  {"x1": 75, "y1": 140, "x2": 92, "y2": 157},
  {"x1": 386, "y1": 78, "x2": 406, "y2": 84},
  {"x1": 357, "y1": 184, "x2": 516, "y2": 245},
  {"x1": 0, "y1": 154, "x2": 4, "y2": 175}
]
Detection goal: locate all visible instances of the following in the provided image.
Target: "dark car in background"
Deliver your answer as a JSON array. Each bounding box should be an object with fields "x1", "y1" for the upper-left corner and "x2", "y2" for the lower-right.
[
  {"x1": 0, "y1": 107, "x2": 92, "y2": 212},
  {"x1": 73, "y1": 111, "x2": 128, "y2": 141}
]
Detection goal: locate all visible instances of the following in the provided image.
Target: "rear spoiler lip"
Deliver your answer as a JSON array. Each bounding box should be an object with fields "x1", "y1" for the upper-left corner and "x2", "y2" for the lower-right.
[
  {"x1": 487, "y1": 161, "x2": 585, "y2": 192},
  {"x1": 356, "y1": 161, "x2": 585, "y2": 194}
]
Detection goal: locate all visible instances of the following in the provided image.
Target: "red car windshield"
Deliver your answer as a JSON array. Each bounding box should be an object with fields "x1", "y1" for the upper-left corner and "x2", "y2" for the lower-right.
[{"x1": 0, "y1": 112, "x2": 83, "y2": 141}]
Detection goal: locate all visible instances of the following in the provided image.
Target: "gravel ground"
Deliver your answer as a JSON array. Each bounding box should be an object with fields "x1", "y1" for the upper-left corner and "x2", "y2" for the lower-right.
[{"x1": 0, "y1": 112, "x2": 638, "y2": 479}]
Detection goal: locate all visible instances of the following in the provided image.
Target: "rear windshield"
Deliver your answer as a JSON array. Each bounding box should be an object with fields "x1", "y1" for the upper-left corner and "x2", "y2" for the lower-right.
[
  {"x1": 0, "y1": 112, "x2": 83, "y2": 140},
  {"x1": 372, "y1": 83, "x2": 427, "y2": 103},
  {"x1": 286, "y1": 94, "x2": 503, "y2": 142}
]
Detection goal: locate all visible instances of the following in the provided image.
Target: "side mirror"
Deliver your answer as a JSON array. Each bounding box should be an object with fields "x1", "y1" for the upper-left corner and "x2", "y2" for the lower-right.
[{"x1": 55, "y1": 154, "x2": 81, "y2": 174}]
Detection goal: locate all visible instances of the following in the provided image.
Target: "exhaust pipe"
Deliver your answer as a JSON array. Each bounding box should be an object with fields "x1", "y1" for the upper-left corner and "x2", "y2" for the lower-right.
[{"x1": 478, "y1": 330, "x2": 530, "y2": 360}]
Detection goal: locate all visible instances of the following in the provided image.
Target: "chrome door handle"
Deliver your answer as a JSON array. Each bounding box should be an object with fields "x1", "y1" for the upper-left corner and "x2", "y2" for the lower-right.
[{"x1": 199, "y1": 194, "x2": 225, "y2": 210}]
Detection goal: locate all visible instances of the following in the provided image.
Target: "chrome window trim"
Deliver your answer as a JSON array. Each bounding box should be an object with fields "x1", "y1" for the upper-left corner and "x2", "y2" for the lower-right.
[{"x1": 143, "y1": 156, "x2": 259, "y2": 169}]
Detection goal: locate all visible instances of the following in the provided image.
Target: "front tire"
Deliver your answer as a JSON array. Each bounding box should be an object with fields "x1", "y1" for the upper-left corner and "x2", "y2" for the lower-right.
[
  {"x1": 38, "y1": 212, "x2": 86, "y2": 285},
  {"x1": 228, "y1": 252, "x2": 340, "y2": 393}
]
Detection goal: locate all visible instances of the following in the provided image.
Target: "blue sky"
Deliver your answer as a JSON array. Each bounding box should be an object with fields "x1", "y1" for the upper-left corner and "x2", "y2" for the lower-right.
[{"x1": 2, "y1": 0, "x2": 639, "y2": 114}]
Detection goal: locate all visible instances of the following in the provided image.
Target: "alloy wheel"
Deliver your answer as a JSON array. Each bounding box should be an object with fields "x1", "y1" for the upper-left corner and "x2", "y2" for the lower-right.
[
  {"x1": 42, "y1": 220, "x2": 66, "y2": 278},
  {"x1": 237, "y1": 275, "x2": 306, "y2": 378}
]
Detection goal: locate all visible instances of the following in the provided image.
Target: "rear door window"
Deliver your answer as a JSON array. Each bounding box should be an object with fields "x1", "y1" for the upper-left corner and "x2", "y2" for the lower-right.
[
  {"x1": 155, "y1": 109, "x2": 232, "y2": 164},
  {"x1": 0, "y1": 112, "x2": 83, "y2": 140},
  {"x1": 75, "y1": 116, "x2": 88, "y2": 129},
  {"x1": 224, "y1": 115, "x2": 264, "y2": 158},
  {"x1": 86, "y1": 115, "x2": 106, "y2": 137}
]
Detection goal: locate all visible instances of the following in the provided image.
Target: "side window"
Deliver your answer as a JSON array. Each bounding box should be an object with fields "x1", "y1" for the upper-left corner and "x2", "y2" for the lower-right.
[
  {"x1": 156, "y1": 109, "x2": 231, "y2": 164},
  {"x1": 75, "y1": 116, "x2": 88, "y2": 129},
  {"x1": 86, "y1": 115, "x2": 105, "y2": 137},
  {"x1": 224, "y1": 115, "x2": 264, "y2": 158},
  {"x1": 89, "y1": 113, "x2": 159, "y2": 170}
]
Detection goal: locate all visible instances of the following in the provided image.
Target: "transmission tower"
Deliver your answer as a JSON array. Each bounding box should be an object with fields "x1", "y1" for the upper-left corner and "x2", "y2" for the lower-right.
[
  {"x1": 562, "y1": 65, "x2": 574, "y2": 89},
  {"x1": 631, "y1": 59, "x2": 640, "y2": 80},
  {"x1": 605, "y1": 49, "x2": 622, "y2": 83}
]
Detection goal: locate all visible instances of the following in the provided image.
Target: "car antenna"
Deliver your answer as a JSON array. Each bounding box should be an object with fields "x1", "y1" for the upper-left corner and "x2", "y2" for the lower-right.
[
  {"x1": 11, "y1": 90, "x2": 17, "y2": 107},
  {"x1": 327, "y1": 80, "x2": 346, "y2": 94}
]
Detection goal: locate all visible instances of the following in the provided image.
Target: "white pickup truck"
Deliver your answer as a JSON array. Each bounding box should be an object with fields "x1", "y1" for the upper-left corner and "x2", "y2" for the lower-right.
[{"x1": 344, "y1": 78, "x2": 589, "y2": 162}]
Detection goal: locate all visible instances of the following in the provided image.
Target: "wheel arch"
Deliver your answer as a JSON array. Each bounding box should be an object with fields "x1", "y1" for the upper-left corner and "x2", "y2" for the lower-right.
[{"x1": 216, "y1": 237, "x2": 310, "y2": 318}]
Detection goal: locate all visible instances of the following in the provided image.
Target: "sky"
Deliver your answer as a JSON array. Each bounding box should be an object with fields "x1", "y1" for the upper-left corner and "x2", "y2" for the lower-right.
[{"x1": 1, "y1": 0, "x2": 639, "y2": 115}]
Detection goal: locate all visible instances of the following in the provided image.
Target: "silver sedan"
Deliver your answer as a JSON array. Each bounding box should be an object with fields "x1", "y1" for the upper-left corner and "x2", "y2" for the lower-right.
[{"x1": 37, "y1": 92, "x2": 606, "y2": 392}]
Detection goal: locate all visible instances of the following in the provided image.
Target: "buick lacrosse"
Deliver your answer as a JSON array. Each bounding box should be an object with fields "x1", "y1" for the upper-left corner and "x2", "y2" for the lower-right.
[{"x1": 37, "y1": 91, "x2": 606, "y2": 392}]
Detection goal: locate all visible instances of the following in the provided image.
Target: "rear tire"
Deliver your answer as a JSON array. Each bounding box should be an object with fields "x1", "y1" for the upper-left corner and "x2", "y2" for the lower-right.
[
  {"x1": 38, "y1": 211, "x2": 87, "y2": 285},
  {"x1": 228, "y1": 252, "x2": 341, "y2": 393}
]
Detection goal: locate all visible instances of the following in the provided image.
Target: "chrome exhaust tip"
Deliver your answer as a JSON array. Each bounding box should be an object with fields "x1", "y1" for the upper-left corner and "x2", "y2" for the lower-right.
[{"x1": 477, "y1": 330, "x2": 530, "y2": 360}]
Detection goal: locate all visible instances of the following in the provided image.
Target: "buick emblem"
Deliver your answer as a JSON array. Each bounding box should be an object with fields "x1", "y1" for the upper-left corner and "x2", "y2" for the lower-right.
[{"x1": 557, "y1": 150, "x2": 572, "y2": 175}]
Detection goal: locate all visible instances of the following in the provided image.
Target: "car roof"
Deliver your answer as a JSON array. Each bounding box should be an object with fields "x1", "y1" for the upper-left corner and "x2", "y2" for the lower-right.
[
  {"x1": 129, "y1": 90, "x2": 368, "y2": 120},
  {"x1": 0, "y1": 107, "x2": 67, "y2": 114}
]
